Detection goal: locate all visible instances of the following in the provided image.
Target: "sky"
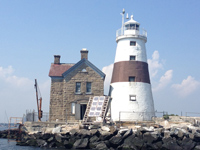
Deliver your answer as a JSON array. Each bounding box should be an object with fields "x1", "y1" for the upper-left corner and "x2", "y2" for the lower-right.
[{"x1": 0, "y1": 0, "x2": 200, "y2": 123}]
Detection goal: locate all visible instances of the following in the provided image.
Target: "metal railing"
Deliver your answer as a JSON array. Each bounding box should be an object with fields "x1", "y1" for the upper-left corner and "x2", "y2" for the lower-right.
[
  {"x1": 24, "y1": 110, "x2": 49, "y2": 122},
  {"x1": 116, "y1": 27, "x2": 147, "y2": 38},
  {"x1": 119, "y1": 111, "x2": 167, "y2": 121}
]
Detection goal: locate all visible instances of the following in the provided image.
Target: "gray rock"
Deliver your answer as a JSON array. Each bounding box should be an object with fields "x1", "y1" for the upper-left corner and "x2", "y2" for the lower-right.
[
  {"x1": 47, "y1": 136, "x2": 54, "y2": 142},
  {"x1": 42, "y1": 133, "x2": 52, "y2": 140},
  {"x1": 132, "y1": 137, "x2": 144, "y2": 148},
  {"x1": 178, "y1": 129, "x2": 187, "y2": 139},
  {"x1": 89, "y1": 135, "x2": 100, "y2": 143},
  {"x1": 52, "y1": 126, "x2": 61, "y2": 134},
  {"x1": 181, "y1": 138, "x2": 196, "y2": 150},
  {"x1": 162, "y1": 140, "x2": 182, "y2": 150},
  {"x1": 164, "y1": 130, "x2": 170, "y2": 138},
  {"x1": 36, "y1": 139, "x2": 47, "y2": 147},
  {"x1": 143, "y1": 131, "x2": 159, "y2": 144},
  {"x1": 70, "y1": 128, "x2": 79, "y2": 136},
  {"x1": 63, "y1": 140, "x2": 73, "y2": 149},
  {"x1": 109, "y1": 134, "x2": 123, "y2": 148},
  {"x1": 194, "y1": 145, "x2": 200, "y2": 150},
  {"x1": 101, "y1": 126, "x2": 110, "y2": 132},
  {"x1": 78, "y1": 129, "x2": 91, "y2": 138},
  {"x1": 73, "y1": 138, "x2": 88, "y2": 149},
  {"x1": 122, "y1": 128, "x2": 133, "y2": 139},
  {"x1": 55, "y1": 134, "x2": 62, "y2": 143},
  {"x1": 95, "y1": 142, "x2": 108, "y2": 150},
  {"x1": 194, "y1": 132, "x2": 200, "y2": 142},
  {"x1": 89, "y1": 141, "x2": 100, "y2": 149},
  {"x1": 118, "y1": 128, "x2": 128, "y2": 135},
  {"x1": 99, "y1": 130, "x2": 113, "y2": 140},
  {"x1": 90, "y1": 129, "x2": 99, "y2": 136},
  {"x1": 122, "y1": 134, "x2": 137, "y2": 149}
]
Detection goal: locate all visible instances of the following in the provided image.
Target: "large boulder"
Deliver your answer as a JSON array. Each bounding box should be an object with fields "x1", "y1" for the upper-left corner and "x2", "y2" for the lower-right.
[
  {"x1": 73, "y1": 138, "x2": 89, "y2": 149},
  {"x1": 95, "y1": 141, "x2": 108, "y2": 150},
  {"x1": 143, "y1": 131, "x2": 159, "y2": 144},
  {"x1": 89, "y1": 135, "x2": 100, "y2": 143},
  {"x1": 99, "y1": 130, "x2": 113, "y2": 140},
  {"x1": 78, "y1": 129, "x2": 91, "y2": 138},
  {"x1": 180, "y1": 138, "x2": 196, "y2": 150},
  {"x1": 63, "y1": 140, "x2": 73, "y2": 149},
  {"x1": 52, "y1": 126, "x2": 61, "y2": 134},
  {"x1": 123, "y1": 128, "x2": 133, "y2": 139},
  {"x1": 36, "y1": 139, "x2": 47, "y2": 147},
  {"x1": 162, "y1": 139, "x2": 182, "y2": 150},
  {"x1": 109, "y1": 134, "x2": 123, "y2": 148},
  {"x1": 120, "y1": 134, "x2": 137, "y2": 150}
]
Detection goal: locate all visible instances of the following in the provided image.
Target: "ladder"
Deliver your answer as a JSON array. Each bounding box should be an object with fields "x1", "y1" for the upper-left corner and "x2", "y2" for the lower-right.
[
  {"x1": 82, "y1": 96, "x2": 110, "y2": 123},
  {"x1": 100, "y1": 96, "x2": 110, "y2": 122},
  {"x1": 82, "y1": 96, "x2": 94, "y2": 122}
]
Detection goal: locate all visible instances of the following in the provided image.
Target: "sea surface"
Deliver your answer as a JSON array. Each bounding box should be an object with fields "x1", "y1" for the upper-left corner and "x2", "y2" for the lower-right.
[{"x1": 0, "y1": 126, "x2": 50, "y2": 150}]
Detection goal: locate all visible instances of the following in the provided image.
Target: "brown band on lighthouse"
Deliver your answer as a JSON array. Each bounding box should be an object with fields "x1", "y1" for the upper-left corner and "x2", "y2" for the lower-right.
[{"x1": 111, "y1": 61, "x2": 150, "y2": 84}]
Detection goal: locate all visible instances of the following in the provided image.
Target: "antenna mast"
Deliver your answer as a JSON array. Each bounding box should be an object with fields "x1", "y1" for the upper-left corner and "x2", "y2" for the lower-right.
[{"x1": 121, "y1": 8, "x2": 125, "y2": 28}]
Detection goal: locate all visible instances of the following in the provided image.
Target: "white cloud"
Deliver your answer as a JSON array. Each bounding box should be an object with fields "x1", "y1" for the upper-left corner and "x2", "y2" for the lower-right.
[
  {"x1": 172, "y1": 76, "x2": 200, "y2": 97},
  {"x1": 153, "y1": 70, "x2": 173, "y2": 92},
  {"x1": 0, "y1": 66, "x2": 14, "y2": 77},
  {"x1": 0, "y1": 66, "x2": 50, "y2": 122},
  {"x1": 0, "y1": 66, "x2": 33, "y2": 88},
  {"x1": 148, "y1": 51, "x2": 163, "y2": 78},
  {"x1": 102, "y1": 64, "x2": 113, "y2": 95}
]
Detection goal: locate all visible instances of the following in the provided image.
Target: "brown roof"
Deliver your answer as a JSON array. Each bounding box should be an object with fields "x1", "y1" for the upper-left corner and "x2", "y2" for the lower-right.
[{"x1": 49, "y1": 63, "x2": 74, "y2": 77}]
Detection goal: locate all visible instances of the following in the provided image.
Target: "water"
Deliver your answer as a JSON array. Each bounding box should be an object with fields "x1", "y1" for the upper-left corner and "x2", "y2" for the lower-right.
[
  {"x1": 0, "y1": 126, "x2": 66, "y2": 150},
  {"x1": 0, "y1": 126, "x2": 42, "y2": 150}
]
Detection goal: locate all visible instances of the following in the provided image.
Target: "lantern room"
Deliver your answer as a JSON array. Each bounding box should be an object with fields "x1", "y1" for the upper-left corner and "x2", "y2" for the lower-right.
[{"x1": 124, "y1": 15, "x2": 140, "y2": 35}]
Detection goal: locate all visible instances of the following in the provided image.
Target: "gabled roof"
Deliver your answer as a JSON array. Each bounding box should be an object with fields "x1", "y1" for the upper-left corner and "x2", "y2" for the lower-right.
[
  {"x1": 49, "y1": 63, "x2": 74, "y2": 77},
  {"x1": 62, "y1": 58, "x2": 105, "y2": 79}
]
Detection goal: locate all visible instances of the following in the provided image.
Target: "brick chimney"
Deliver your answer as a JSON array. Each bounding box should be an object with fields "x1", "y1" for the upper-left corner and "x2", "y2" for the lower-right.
[
  {"x1": 54, "y1": 55, "x2": 61, "y2": 64},
  {"x1": 80, "y1": 48, "x2": 88, "y2": 60}
]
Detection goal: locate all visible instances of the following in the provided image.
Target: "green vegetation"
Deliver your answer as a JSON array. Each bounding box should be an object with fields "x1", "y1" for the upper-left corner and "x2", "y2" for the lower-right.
[{"x1": 163, "y1": 114, "x2": 178, "y2": 120}]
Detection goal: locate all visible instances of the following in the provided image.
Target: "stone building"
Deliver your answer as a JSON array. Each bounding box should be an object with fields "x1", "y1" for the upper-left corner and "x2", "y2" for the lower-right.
[{"x1": 48, "y1": 49, "x2": 105, "y2": 122}]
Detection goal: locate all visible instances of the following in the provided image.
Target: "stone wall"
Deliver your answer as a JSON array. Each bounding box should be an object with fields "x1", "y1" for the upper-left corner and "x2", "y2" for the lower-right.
[{"x1": 49, "y1": 63, "x2": 104, "y2": 122}]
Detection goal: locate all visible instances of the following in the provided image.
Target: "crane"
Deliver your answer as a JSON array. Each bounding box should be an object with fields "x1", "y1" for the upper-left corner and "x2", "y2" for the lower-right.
[{"x1": 34, "y1": 79, "x2": 43, "y2": 121}]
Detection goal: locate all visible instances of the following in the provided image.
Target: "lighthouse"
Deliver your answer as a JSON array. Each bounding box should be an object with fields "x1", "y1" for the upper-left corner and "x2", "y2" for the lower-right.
[{"x1": 109, "y1": 9, "x2": 155, "y2": 121}]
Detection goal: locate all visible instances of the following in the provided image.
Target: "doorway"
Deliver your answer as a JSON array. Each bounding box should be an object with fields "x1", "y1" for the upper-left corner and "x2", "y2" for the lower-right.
[{"x1": 80, "y1": 104, "x2": 87, "y2": 120}]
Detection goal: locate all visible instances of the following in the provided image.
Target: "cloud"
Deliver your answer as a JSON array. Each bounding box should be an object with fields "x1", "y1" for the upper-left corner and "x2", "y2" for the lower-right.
[
  {"x1": 172, "y1": 76, "x2": 200, "y2": 97},
  {"x1": 153, "y1": 70, "x2": 173, "y2": 92},
  {"x1": 148, "y1": 51, "x2": 163, "y2": 78},
  {"x1": 0, "y1": 66, "x2": 50, "y2": 122},
  {"x1": 0, "y1": 66, "x2": 33, "y2": 89},
  {"x1": 102, "y1": 64, "x2": 113, "y2": 95}
]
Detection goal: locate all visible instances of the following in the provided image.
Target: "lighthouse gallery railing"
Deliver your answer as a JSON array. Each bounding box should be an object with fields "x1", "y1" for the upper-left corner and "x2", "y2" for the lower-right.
[{"x1": 116, "y1": 27, "x2": 147, "y2": 39}]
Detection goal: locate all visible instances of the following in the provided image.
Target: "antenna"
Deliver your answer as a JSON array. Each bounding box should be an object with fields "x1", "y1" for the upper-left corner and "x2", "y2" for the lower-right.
[
  {"x1": 120, "y1": 8, "x2": 125, "y2": 28},
  {"x1": 126, "y1": 13, "x2": 129, "y2": 19}
]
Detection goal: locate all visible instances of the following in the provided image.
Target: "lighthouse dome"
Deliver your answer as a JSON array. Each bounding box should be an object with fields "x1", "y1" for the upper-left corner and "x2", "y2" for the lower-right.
[{"x1": 124, "y1": 15, "x2": 140, "y2": 31}]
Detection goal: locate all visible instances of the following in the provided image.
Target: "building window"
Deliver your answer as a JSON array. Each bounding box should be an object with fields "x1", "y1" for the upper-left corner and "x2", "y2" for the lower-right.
[
  {"x1": 76, "y1": 82, "x2": 81, "y2": 93},
  {"x1": 130, "y1": 41, "x2": 136, "y2": 46},
  {"x1": 71, "y1": 103, "x2": 75, "y2": 114},
  {"x1": 86, "y1": 82, "x2": 91, "y2": 93},
  {"x1": 130, "y1": 95, "x2": 136, "y2": 101},
  {"x1": 130, "y1": 56, "x2": 136, "y2": 60},
  {"x1": 129, "y1": 76, "x2": 135, "y2": 82}
]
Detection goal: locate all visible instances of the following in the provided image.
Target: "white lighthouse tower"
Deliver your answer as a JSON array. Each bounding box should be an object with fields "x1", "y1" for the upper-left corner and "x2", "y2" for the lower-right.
[{"x1": 109, "y1": 9, "x2": 155, "y2": 121}]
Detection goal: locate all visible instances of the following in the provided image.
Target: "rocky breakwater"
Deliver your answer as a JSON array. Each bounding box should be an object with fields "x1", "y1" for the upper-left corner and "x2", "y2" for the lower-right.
[{"x1": 14, "y1": 124, "x2": 200, "y2": 150}]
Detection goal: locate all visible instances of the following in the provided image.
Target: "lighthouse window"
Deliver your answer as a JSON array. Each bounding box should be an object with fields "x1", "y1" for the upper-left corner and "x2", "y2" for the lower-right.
[
  {"x1": 129, "y1": 76, "x2": 135, "y2": 82},
  {"x1": 136, "y1": 24, "x2": 139, "y2": 30},
  {"x1": 130, "y1": 95, "x2": 136, "y2": 101},
  {"x1": 130, "y1": 41, "x2": 136, "y2": 46},
  {"x1": 130, "y1": 56, "x2": 136, "y2": 60}
]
